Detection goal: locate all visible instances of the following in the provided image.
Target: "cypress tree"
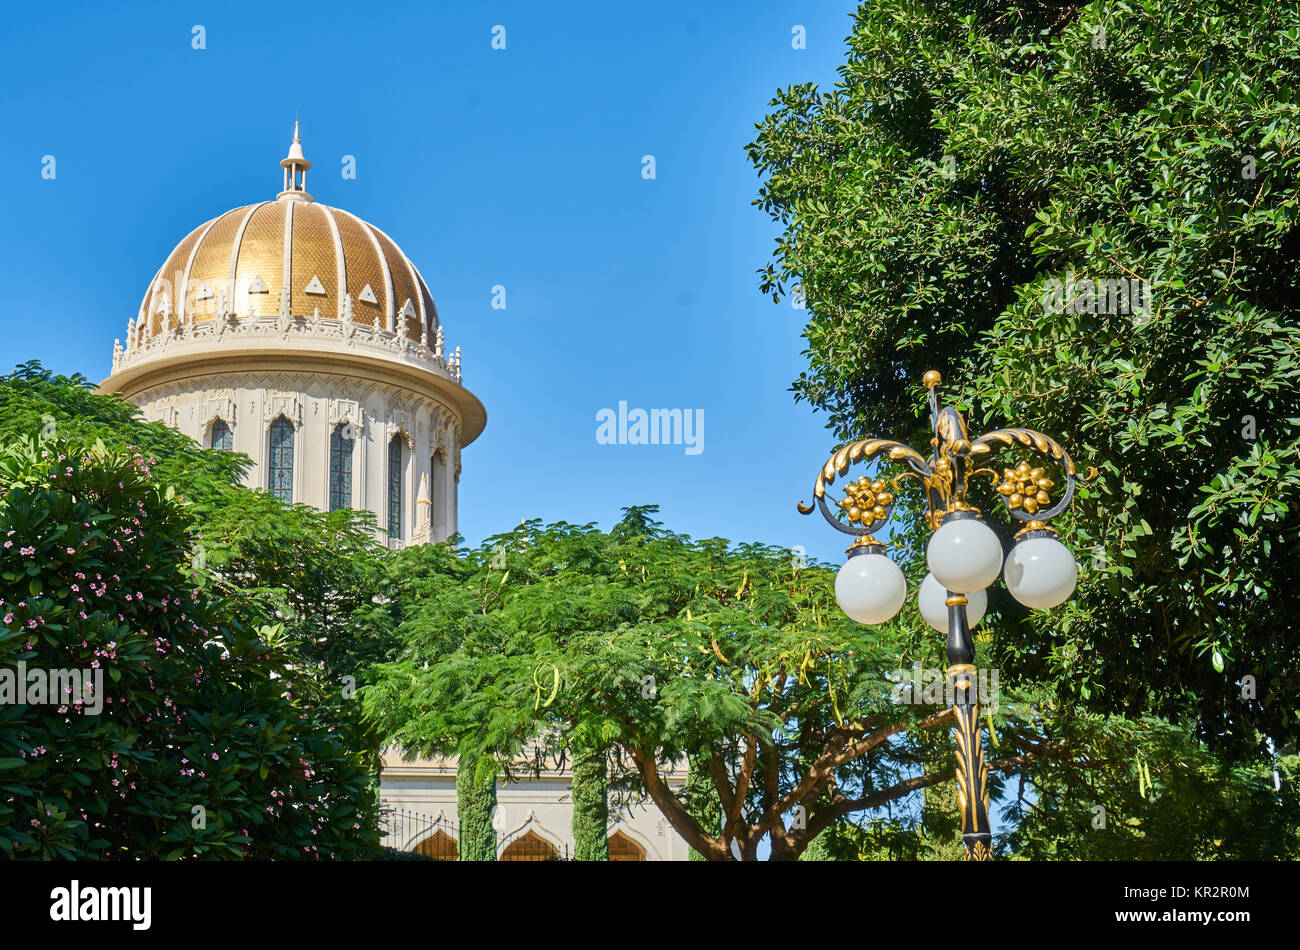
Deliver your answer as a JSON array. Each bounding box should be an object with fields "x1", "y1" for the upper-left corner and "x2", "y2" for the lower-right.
[
  {"x1": 571, "y1": 741, "x2": 609, "y2": 861},
  {"x1": 456, "y1": 753, "x2": 497, "y2": 861}
]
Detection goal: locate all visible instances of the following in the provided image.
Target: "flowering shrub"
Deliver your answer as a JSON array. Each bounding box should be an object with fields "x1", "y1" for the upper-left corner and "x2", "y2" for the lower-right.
[{"x1": 0, "y1": 436, "x2": 380, "y2": 858}]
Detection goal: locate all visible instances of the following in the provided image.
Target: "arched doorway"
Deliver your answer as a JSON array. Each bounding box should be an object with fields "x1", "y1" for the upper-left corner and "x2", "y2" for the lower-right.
[
  {"x1": 608, "y1": 830, "x2": 646, "y2": 861},
  {"x1": 500, "y1": 829, "x2": 558, "y2": 861},
  {"x1": 413, "y1": 829, "x2": 458, "y2": 860}
]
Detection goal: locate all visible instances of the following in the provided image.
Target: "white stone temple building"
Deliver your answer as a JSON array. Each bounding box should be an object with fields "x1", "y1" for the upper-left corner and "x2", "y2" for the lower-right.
[{"x1": 99, "y1": 127, "x2": 687, "y2": 860}]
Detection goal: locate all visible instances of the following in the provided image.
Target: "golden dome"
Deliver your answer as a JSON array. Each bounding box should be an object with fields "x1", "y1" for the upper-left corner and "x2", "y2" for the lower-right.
[{"x1": 132, "y1": 127, "x2": 437, "y2": 349}]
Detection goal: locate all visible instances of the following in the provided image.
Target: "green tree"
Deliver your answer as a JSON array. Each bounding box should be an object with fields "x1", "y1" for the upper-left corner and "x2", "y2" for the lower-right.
[
  {"x1": 1004, "y1": 717, "x2": 1300, "y2": 859},
  {"x1": 748, "y1": 0, "x2": 1300, "y2": 754},
  {"x1": 0, "y1": 364, "x2": 396, "y2": 769},
  {"x1": 456, "y1": 753, "x2": 497, "y2": 861},
  {"x1": 363, "y1": 509, "x2": 1126, "y2": 860},
  {"x1": 571, "y1": 740, "x2": 609, "y2": 861},
  {"x1": 0, "y1": 434, "x2": 379, "y2": 858}
]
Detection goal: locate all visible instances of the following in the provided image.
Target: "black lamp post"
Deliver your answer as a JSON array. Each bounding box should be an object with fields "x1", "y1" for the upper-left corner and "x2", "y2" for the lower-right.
[{"x1": 799, "y1": 370, "x2": 1094, "y2": 860}]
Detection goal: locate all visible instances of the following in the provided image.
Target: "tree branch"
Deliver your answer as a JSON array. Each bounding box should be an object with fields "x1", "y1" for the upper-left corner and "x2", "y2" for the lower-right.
[{"x1": 625, "y1": 742, "x2": 729, "y2": 860}]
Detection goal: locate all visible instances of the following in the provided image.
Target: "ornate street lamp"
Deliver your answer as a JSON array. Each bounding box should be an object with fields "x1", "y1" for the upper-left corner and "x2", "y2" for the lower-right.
[{"x1": 798, "y1": 370, "x2": 1094, "y2": 860}]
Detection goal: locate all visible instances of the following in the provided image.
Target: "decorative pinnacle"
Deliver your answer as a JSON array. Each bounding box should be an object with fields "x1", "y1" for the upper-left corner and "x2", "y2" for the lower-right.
[
  {"x1": 281, "y1": 121, "x2": 309, "y2": 168},
  {"x1": 924, "y1": 370, "x2": 943, "y2": 442},
  {"x1": 278, "y1": 122, "x2": 313, "y2": 201}
]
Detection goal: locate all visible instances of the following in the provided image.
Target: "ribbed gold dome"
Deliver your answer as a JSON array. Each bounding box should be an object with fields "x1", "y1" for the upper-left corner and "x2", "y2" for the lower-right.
[
  {"x1": 133, "y1": 127, "x2": 437, "y2": 349},
  {"x1": 135, "y1": 202, "x2": 437, "y2": 342}
]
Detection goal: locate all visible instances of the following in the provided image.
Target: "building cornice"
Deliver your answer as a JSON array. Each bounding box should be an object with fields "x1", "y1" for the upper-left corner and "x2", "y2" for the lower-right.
[{"x1": 99, "y1": 316, "x2": 485, "y2": 446}]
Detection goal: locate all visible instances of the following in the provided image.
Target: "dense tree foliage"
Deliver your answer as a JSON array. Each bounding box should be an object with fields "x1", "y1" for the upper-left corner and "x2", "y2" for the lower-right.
[
  {"x1": 5, "y1": 358, "x2": 1292, "y2": 860},
  {"x1": 361, "y1": 508, "x2": 1237, "y2": 860},
  {"x1": 0, "y1": 365, "x2": 388, "y2": 858},
  {"x1": 0, "y1": 364, "x2": 395, "y2": 766},
  {"x1": 1004, "y1": 715, "x2": 1299, "y2": 859},
  {"x1": 0, "y1": 435, "x2": 378, "y2": 857},
  {"x1": 748, "y1": 0, "x2": 1299, "y2": 761}
]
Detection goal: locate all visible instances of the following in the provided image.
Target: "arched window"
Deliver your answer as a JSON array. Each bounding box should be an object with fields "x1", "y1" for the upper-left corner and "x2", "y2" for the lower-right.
[
  {"x1": 329, "y1": 423, "x2": 353, "y2": 511},
  {"x1": 430, "y1": 450, "x2": 443, "y2": 534},
  {"x1": 268, "y1": 416, "x2": 294, "y2": 502},
  {"x1": 387, "y1": 434, "x2": 403, "y2": 538},
  {"x1": 500, "y1": 830, "x2": 557, "y2": 862},
  {"x1": 413, "y1": 830, "x2": 458, "y2": 861},
  {"x1": 608, "y1": 830, "x2": 646, "y2": 861},
  {"x1": 210, "y1": 419, "x2": 233, "y2": 451}
]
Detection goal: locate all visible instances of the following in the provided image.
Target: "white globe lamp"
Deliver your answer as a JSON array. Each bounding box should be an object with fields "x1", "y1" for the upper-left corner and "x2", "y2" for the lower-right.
[
  {"x1": 926, "y1": 513, "x2": 1003, "y2": 593},
  {"x1": 835, "y1": 544, "x2": 907, "y2": 625},
  {"x1": 1004, "y1": 531, "x2": 1078, "y2": 609},
  {"x1": 918, "y1": 573, "x2": 987, "y2": 633}
]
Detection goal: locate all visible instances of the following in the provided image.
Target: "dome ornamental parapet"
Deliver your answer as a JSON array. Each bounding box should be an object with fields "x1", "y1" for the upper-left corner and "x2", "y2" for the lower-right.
[{"x1": 110, "y1": 304, "x2": 462, "y2": 383}]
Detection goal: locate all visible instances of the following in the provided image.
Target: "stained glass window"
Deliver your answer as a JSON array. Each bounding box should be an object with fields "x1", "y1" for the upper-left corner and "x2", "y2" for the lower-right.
[
  {"x1": 329, "y1": 424, "x2": 353, "y2": 511},
  {"x1": 388, "y1": 435, "x2": 403, "y2": 539},
  {"x1": 269, "y1": 416, "x2": 294, "y2": 502},
  {"x1": 211, "y1": 419, "x2": 233, "y2": 451}
]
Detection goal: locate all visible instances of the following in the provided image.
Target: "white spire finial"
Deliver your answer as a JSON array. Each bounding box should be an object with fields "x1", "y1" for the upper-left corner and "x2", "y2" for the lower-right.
[{"x1": 278, "y1": 122, "x2": 313, "y2": 201}]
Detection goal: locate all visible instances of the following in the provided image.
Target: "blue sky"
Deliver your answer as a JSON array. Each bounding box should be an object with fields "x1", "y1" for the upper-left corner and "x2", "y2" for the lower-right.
[{"x1": 1, "y1": 0, "x2": 863, "y2": 565}]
